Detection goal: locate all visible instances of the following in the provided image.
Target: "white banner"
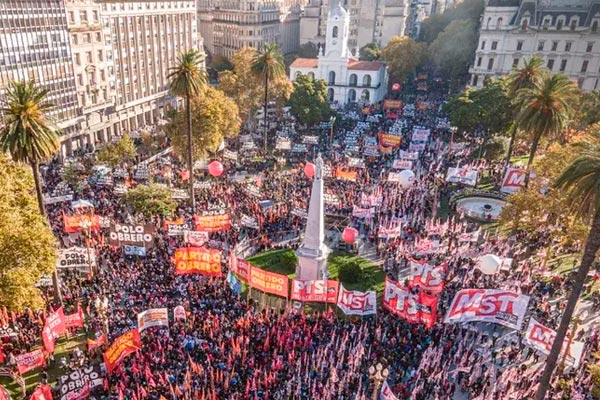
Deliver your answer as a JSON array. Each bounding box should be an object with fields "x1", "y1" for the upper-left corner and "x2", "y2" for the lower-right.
[
  {"x1": 183, "y1": 230, "x2": 209, "y2": 247},
  {"x1": 56, "y1": 247, "x2": 96, "y2": 270},
  {"x1": 275, "y1": 137, "x2": 292, "y2": 150},
  {"x1": 412, "y1": 128, "x2": 430, "y2": 142},
  {"x1": 523, "y1": 318, "x2": 585, "y2": 368},
  {"x1": 223, "y1": 149, "x2": 238, "y2": 161},
  {"x1": 408, "y1": 143, "x2": 426, "y2": 152},
  {"x1": 446, "y1": 167, "x2": 478, "y2": 186},
  {"x1": 137, "y1": 308, "x2": 169, "y2": 332},
  {"x1": 501, "y1": 168, "x2": 527, "y2": 194},
  {"x1": 445, "y1": 289, "x2": 530, "y2": 330},
  {"x1": 398, "y1": 150, "x2": 419, "y2": 160},
  {"x1": 352, "y1": 205, "x2": 374, "y2": 218},
  {"x1": 391, "y1": 160, "x2": 413, "y2": 170},
  {"x1": 336, "y1": 284, "x2": 376, "y2": 316},
  {"x1": 44, "y1": 194, "x2": 73, "y2": 205},
  {"x1": 240, "y1": 214, "x2": 259, "y2": 229},
  {"x1": 302, "y1": 136, "x2": 319, "y2": 145},
  {"x1": 380, "y1": 381, "x2": 399, "y2": 400}
]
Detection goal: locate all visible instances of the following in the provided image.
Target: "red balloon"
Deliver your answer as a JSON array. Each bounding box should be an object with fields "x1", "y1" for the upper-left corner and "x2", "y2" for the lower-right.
[
  {"x1": 208, "y1": 161, "x2": 224, "y2": 177},
  {"x1": 304, "y1": 162, "x2": 316, "y2": 178},
  {"x1": 342, "y1": 227, "x2": 358, "y2": 244},
  {"x1": 392, "y1": 83, "x2": 401, "y2": 91}
]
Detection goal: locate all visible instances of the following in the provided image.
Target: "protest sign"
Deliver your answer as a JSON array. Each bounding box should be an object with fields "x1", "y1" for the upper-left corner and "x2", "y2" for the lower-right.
[
  {"x1": 42, "y1": 307, "x2": 66, "y2": 353},
  {"x1": 391, "y1": 160, "x2": 413, "y2": 170},
  {"x1": 31, "y1": 385, "x2": 53, "y2": 400},
  {"x1": 335, "y1": 168, "x2": 357, "y2": 181},
  {"x1": 183, "y1": 230, "x2": 209, "y2": 247},
  {"x1": 523, "y1": 318, "x2": 584, "y2": 367},
  {"x1": 229, "y1": 253, "x2": 251, "y2": 282},
  {"x1": 56, "y1": 247, "x2": 96, "y2": 272},
  {"x1": 0, "y1": 324, "x2": 18, "y2": 338},
  {"x1": 383, "y1": 278, "x2": 437, "y2": 328},
  {"x1": 383, "y1": 99, "x2": 402, "y2": 110},
  {"x1": 65, "y1": 306, "x2": 84, "y2": 329},
  {"x1": 173, "y1": 305, "x2": 187, "y2": 321},
  {"x1": 380, "y1": 381, "x2": 399, "y2": 400},
  {"x1": 240, "y1": 214, "x2": 259, "y2": 229},
  {"x1": 173, "y1": 247, "x2": 222, "y2": 276},
  {"x1": 445, "y1": 167, "x2": 478, "y2": 186},
  {"x1": 137, "y1": 308, "x2": 169, "y2": 332},
  {"x1": 16, "y1": 349, "x2": 45, "y2": 374},
  {"x1": 108, "y1": 223, "x2": 155, "y2": 248},
  {"x1": 336, "y1": 285, "x2": 376, "y2": 316},
  {"x1": 223, "y1": 149, "x2": 238, "y2": 161},
  {"x1": 501, "y1": 168, "x2": 527, "y2": 194},
  {"x1": 291, "y1": 280, "x2": 339, "y2": 303},
  {"x1": 194, "y1": 212, "x2": 231, "y2": 232},
  {"x1": 408, "y1": 260, "x2": 445, "y2": 294},
  {"x1": 103, "y1": 329, "x2": 141, "y2": 374},
  {"x1": 378, "y1": 133, "x2": 402, "y2": 147},
  {"x1": 58, "y1": 365, "x2": 103, "y2": 400},
  {"x1": 445, "y1": 289, "x2": 530, "y2": 330},
  {"x1": 248, "y1": 266, "x2": 289, "y2": 298},
  {"x1": 63, "y1": 214, "x2": 100, "y2": 233},
  {"x1": 352, "y1": 206, "x2": 374, "y2": 218}
]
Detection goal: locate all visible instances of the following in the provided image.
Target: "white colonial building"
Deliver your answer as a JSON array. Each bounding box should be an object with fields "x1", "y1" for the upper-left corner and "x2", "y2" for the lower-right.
[
  {"x1": 469, "y1": 0, "x2": 600, "y2": 92},
  {"x1": 289, "y1": 1, "x2": 388, "y2": 105}
]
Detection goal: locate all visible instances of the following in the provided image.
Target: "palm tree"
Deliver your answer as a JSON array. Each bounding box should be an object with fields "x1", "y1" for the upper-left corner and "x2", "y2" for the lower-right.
[
  {"x1": 515, "y1": 73, "x2": 579, "y2": 169},
  {"x1": 504, "y1": 56, "x2": 545, "y2": 169},
  {"x1": 0, "y1": 80, "x2": 62, "y2": 302},
  {"x1": 535, "y1": 141, "x2": 600, "y2": 400},
  {"x1": 167, "y1": 50, "x2": 207, "y2": 210},
  {"x1": 251, "y1": 43, "x2": 285, "y2": 152}
]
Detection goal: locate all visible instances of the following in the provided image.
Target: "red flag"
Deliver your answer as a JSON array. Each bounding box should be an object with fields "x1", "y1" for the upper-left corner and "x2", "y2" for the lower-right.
[
  {"x1": 87, "y1": 334, "x2": 106, "y2": 351},
  {"x1": 42, "y1": 307, "x2": 66, "y2": 353},
  {"x1": 30, "y1": 384, "x2": 53, "y2": 400}
]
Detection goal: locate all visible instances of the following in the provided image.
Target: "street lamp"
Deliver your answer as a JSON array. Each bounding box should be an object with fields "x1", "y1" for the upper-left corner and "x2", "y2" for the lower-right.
[{"x1": 368, "y1": 362, "x2": 389, "y2": 400}]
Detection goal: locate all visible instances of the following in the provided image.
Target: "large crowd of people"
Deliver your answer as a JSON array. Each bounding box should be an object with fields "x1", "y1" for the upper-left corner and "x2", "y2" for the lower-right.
[{"x1": 0, "y1": 77, "x2": 597, "y2": 400}]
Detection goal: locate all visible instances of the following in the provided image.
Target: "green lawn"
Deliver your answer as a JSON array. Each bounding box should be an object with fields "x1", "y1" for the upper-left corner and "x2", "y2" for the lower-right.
[
  {"x1": 0, "y1": 334, "x2": 87, "y2": 399},
  {"x1": 247, "y1": 249, "x2": 385, "y2": 293}
]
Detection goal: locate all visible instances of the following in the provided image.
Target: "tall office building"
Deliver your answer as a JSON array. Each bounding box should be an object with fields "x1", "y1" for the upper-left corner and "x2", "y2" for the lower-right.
[
  {"x1": 99, "y1": 0, "x2": 200, "y2": 133},
  {"x1": 197, "y1": 0, "x2": 301, "y2": 58},
  {"x1": 0, "y1": 0, "x2": 83, "y2": 155},
  {"x1": 469, "y1": 0, "x2": 600, "y2": 92},
  {"x1": 299, "y1": 0, "x2": 407, "y2": 50}
]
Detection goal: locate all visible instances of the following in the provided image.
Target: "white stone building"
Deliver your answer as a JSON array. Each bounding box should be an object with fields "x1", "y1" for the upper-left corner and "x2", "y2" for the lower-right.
[
  {"x1": 300, "y1": 0, "x2": 406, "y2": 50},
  {"x1": 290, "y1": 1, "x2": 388, "y2": 104},
  {"x1": 469, "y1": 0, "x2": 600, "y2": 92}
]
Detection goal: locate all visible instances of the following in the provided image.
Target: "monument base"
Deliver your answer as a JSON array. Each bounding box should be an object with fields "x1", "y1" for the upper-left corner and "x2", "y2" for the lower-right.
[{"x1": 295, "y1": 246, "x2": 330, "y2": 281}]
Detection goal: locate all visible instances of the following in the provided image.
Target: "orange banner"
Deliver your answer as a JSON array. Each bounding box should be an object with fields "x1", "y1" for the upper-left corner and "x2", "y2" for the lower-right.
[
  {"x1": 335, "y1": 168, "x2": 357, "y2": 182},
  {"x1": 248, "y1": 266, "x2": 289, "y2": 298},
  {"x1": 63, "y1": 214, "x2": 101, "y2": 233},
  {"x1": 174, "y1": 247, "x2": 222, "y2": 276},
  {"x1": 194, "y1": 213, "x2": 231, "y2": 232},
  {"x1": 103, "y1": 329, "x2": 141, "y2": 374},
  {"x1": 378, "y1": 133, "x2": 402, "y2": 147},
  {"x1": 383, "y1": 99, "x2": 403, "y2": 110}
]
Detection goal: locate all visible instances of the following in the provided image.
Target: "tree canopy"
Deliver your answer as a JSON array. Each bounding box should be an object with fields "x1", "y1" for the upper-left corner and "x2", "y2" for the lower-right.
[
  {"x1": 166, "y1": 87, "x2": 241, "y2": 161},
  {"x1": 124, "y1": 183, "x2": 177, "y2": 217},
  {"x1": 0, "y1": 154, "x2": 57, "y2": 311},
  {"x1": 381, "y1": 36, "x2": 427, "y2": 86},
  {"x1": 359, "y1": 43, "x2": 381, "y2": 61},
  {"x1": 219, "y1": 47, "x2": 293, "y2": 120},
  {"x1": 298, "y1": 42, "x2": 319, "y2": 58},
  {"x1": 418, "y1": 0, "x2": 484, "y2": 43},
  {"x1": 96, "y1": 133, "x2": 137, "y2": 167},
  {"x1": 288, "y1": 73, "x2": 332, "y2": 127}
]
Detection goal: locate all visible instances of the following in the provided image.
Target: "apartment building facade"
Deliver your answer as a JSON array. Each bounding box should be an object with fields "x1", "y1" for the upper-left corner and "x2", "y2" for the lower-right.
[{"x1": 469, "y1": 0, "x2": 600, "y2": 92}]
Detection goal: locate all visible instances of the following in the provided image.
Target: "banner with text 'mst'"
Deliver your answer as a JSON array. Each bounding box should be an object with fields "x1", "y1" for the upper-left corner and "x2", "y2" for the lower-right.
[
  {"x1": 444, "y1": 289, "x2": 530, "y2": 330},
  {"x1": 137, "y1": 308, "x2": 169, "y2": 333},
  {"x1": 336, "y1": 284, "x2": 376, "y2": 316},
  {"x1": 523, "y1": 318, "x2": 585, "y2": 367},
  {"x1": 103, "y1": 329, "x2": 141, "y2": 374},
  {"x1": 291, "y1": 279, "x2": 339, "y2": 303},
  {"x1": 500, "y1": 168, "x2": 527, "y2": 194},
  {"x1": 382, "y1": 278, "x2": 437, "y2": 328},
  {"x1": 248, "y1": 266, "x2": 289, "y2": 298},
  {"x1": 173, "y1": 247, "x2": 222, "y2": 277},
  {"x1": 16, "y1": 349, "x2": 46, "y2": 374},
  {"x1": 193, "y1": 213, "x2": 231, "y2": 232}
]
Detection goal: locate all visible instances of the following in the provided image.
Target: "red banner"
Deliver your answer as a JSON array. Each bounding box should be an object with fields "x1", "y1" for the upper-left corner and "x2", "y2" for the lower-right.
[
  {"x1": 248, "y1": 266, "x2": 289, "y2": 298},
  {"x1": 63, "y1": 214, "x2": 100, "y2": 233},
  {"x1": 87, "y1": 334, "x2": 106, "y2": 351},
  {"x1": 383, "y1": 99, "x2": 403, "y2": 110},
  {"x1": 408, "y1": 260, "x2": 446, "y2": 294},
  {"x1": 16, "y1": 349, "x2": 46, "y2": 374},
  {"x1": 383, "y1": 278, "x2": 438, "y2": 328},
  {"x1": 291, "y1": 279, "x2": 339, "y2": 303},
  {"x1": 378, "y1": 133, "x2": 402, "y2": 148},
  {"x1": 65, "y1": 305, "x2": 84, "y2": 328},
  {"x1": 173, "y1": 247, "x2": 222, "y2": 276},
  {"x1": 42, "y1": 307, "x2": 66, "y2": 353},
  {"x1": 229, "y1": 253, "x2": 250, "y2": 282},
  {"x1": 30, "y1": 384, "x2": 53, "y2": 400},
  {"x1": 193, "y1": 213, "x2": 231, "y2": 232},
  {"x1": 103, "y1": 329, "x2": 141, "y2": 374}
]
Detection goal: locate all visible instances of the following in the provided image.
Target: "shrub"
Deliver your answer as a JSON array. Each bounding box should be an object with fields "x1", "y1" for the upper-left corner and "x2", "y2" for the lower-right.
[{"x1": 338, "y1": 261, "x2": 362, "y2": 283}]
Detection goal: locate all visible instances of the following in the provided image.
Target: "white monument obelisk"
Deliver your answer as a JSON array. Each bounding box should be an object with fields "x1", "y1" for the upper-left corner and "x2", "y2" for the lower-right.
[{"x1": 296, "y1": 154, "x2": 330, "y2": 281}]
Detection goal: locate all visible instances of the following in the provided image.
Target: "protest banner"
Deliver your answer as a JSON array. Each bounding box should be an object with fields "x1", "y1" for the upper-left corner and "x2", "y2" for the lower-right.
[
  {"x1": 56, "y1": 247, "x2": 96, "y2": 272},
  {"x1": 229, "y1": 253, "x2": 251, "y2": 282},
  {"x1": 123, "y1": 245, "x2": 146, "y2": 257},
  {"x1": 31, "y1": 384, "x2": 53, "y2": 400},
  {"x1": 240, "y1": 214, "x2": 259, "y2": 229},
  {"x1": 183, "y1": 230, "x2": 209, "y2": 247},
  {"x1": 336, "y1": 285, "x2": 376, "y2": 316},
  {"x1": 445, "y1": 289, "x2": 530, "y2": 330},
  {"x1": 64, "y1": 306, "x2": 84, "y2": 329},
  {"x1": 137, "y1": 308, "x2": 169, "y2": 332},
  {"x1": 194, "y1": 212, "x2": 231, "y2": 232},
  {"x1": 291, "y1": 280, "x2": 339, "y2": 303},
  {"x1": 446, "y1": 167, "x2": 478, "y2": 186},
  {"x1": 63, "y1": 214, "x2": 100, "y2": 233},
  {"x1": 335, "y1": 168, "x2": 357, "y2": 182},
  {"x1": 223, "y1": 149, "x2": 238, "y2": 161},
  {"x1": 103, "y1": 329, "x2": 141, "y2": 374},
  {"x1": 412, "y1": 128, "x2": 430, "y2": 142},
  {"x1": 378, "y1": 133, "x2": 402, "y2": 148},
  {"x1": 16, "y1": 349, "x2": 45, "y2": 374},
  {"x1": 87, "y1": 334, "x2": 106, "y2": 351},
  {"x1": 523, "y1": 318, "x2": 584, "y2": 367},
  {"x1": 391, "y1": 160, "x2": 413, "y2": 170},
  {"x1": 408, "y1": 260, "x2": 445, "y2": 294},
  {"x1": 42, "y1": 307, "x2": 66, "y2": 353},
  {"x1": 501, "y1": 168, "x2": 527, "y2": 194},
  {"x1": 352, "y1": 206, "x2": 374, "y2": 218},
  {"x1": 108, "y1": 223, "x2": 155, "y2": 248},
  {"x1": 383, "y1": 99, "x2": 403, "y2": 110},
  {"x1": 164, "y1": 219, "x2": 192, "y2": 236},
  {"x1": 380, "y1": 381, "x2": 399, "y2": 400},
  {"x1": 398, "y1": 150, "x2": 419, "y2": 160},
  {"x1": 44, "y1": 194, "x2": 73, "y2": 205},
  {"x1": 248, "y1": 266, "x2": 289, "y2": 298},
  {"x1": 58, "y1": 365, "x2": 103, "y2": 400},
  {"x1": 378, "y1": 225, "x2": 402, "y2": 238},
  {"x1": 173, "y1": 247, "x2": 222, "y2": 276},
  {"x1": 173, "y1": 305, "x2": 187, "y2": 321},
  {"x1": 383, "y1": 278, "x2": 437, "y2": 328},
  {"x1": 0, "y1": 324, "x2": 18, "y2": 338}
]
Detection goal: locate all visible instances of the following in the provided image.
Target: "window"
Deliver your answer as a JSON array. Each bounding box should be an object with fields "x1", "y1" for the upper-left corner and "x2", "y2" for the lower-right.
[
  {"x1": 486, "y1": 17, "x2": 491, "y2": 29},
  {"x1": 543, "y1": 18, "x2": 550, "y2": 30},
  {"x1": 537, "y1": 41, "x2": 544, "y2": 51},
  {"x1": 72, "y1": 34, "x2": 78, "y2": 45},
  {"x1": 93, "y1": 10, "x2": 98, "y2": 23},
  {"x1": 565, "y1": 42, "x2": 572, "y2": 52},
  {"x1": 557, "y1": 19, "x2": 564, "y2": 30},
  {"x1": 487, "y1": 58, "x2": 494, "y2": 70},
  {"x1": 96, "y1": 32, "x2": 101, "y2": 42},
  {"x1": 80, "y1": 11, "x2": 87, "y2": 22},
  {"x1": 86, "y1": 51, "x2": 92, "y2": 63},
  {"x1": 349, "y1": 74, "x2": 357, "y2": 86},
  {"x1": 77, "y1": 74, "x2": 83, "y2": 85},
  {"x1": 517, "y1": 41, "x2": 523, "y2": 51},
  {"x1": 84, "y1": 33, "x2": 91, "y2": 43},
  {"x1": 587, "y1": 42, "x2": 594, "y2": 52},
  {"x1": 547, "y1": 59, "x2": 555, "y2": 70},
  {"x1": 560, "y1": 59, "x2": 567, "y2": 72},
  {"x1": 328, "y1": 71, "x2": 335, "y2": 85},
  {"x1": 570, "y1": 19, "x2": 578, "y2": 31},
  {"x1": 69, "y1": 11, "x2": 75, "y2": 23},
  {"x1": 362, "y1": 75, "x2": 372, "y2": 87},
  {"x1": 75, "y1": 53, "x2": 81, "y2": 65},
  {"x1": 593, "y1": 21, "x2": 599, "y2": 33},
  {"x1": 496, "y1": 17, "x2": 503, "y2": 29},
  {"x1": 97, "y1": 50, "x2": 103, "y2": 61},
  {"x1": 477, "y1": 57, "x2": 482, "y2": 67},
  {"x1": 582, "y1": 60, "x2": 589, "y2": 73},
  {"x1": 521, "y1": 18, "x2": 528, "y2": 30},
  {"x1": 472, "y1": 75, "x2": 479, "y2": 86},
  {"x1": 481, "y1": 40, "x2": 486, "y2": 50},
  {"x1": 513, "y1": 58, "x2": 519, "y2": 67},
  {"x1": 332, "y1": 26, "x2": 338, "y2": 38},
  {"x1": 551, "y1": 41, "x2": 558, "y2": 51},
  {"x1": 491, "y1": 41, "x2": 498, "y2": 50}
]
